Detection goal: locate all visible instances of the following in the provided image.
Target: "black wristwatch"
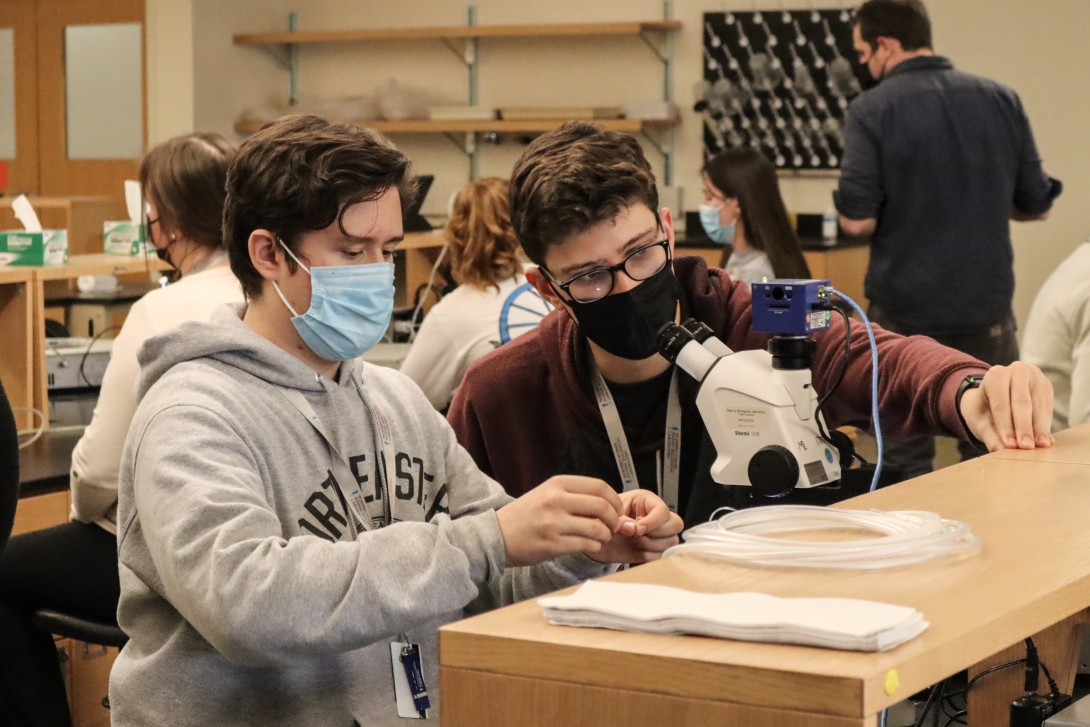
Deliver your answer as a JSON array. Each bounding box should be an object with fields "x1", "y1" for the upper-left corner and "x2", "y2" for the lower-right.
[{"x1": 955, "y1": 373, "x2": 986, "y2": 449}]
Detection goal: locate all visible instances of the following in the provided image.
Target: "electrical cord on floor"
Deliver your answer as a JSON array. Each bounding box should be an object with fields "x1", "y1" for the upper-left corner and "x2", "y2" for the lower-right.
[
  {"x1": 939, "y1": 710, "x2": 966, "y2": 727},
  {"x1": 936, "y1": 640, "x2": 1060, "y2": 726},
  {"x1": 940, "y1": 692, "x2": 967, "y2": 726},
  {"x1": 940, "y1": 660, "x2": 1026, "y2": 724},
  {"x1": 1040, "y1": 660, "x2": 1059, "y2": 695},
  {"x1": 945, "y1": 659, "x2": 1027, "y2": 702},
  {"x1": 12, "y1": 407, "x2": 45, "y2": 449},
  {"x1": 913, "y1": 679, "x2": 948, "y2": 727},
  {"x1": 1024, "y1": 637, "x2": 1061, "y2": 696}
]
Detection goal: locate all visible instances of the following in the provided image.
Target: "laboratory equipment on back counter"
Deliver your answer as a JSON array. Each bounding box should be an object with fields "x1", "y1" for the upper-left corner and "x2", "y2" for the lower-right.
[{"x1": 45, "y1": 336, "x2": 113, "y2": 427}]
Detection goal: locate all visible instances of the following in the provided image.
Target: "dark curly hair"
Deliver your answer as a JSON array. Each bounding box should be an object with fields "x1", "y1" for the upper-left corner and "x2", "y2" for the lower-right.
[
  {"x1": 508, "y1": 121, "x2": 659, "y2": 265},
  {"x1": 224, "y1": 115, "x2": 416, "y2": 299}
]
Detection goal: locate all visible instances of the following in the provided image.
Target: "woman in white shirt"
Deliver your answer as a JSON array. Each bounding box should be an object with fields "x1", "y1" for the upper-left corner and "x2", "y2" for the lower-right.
[
  {"x1": 1022, "y1": 240, "x2": 1090, "y2": 432},
  {"x1": 401, "y1": 177, "x2": 545, "y2": 410},
  {"x1": 0, "y1": 133, "x2": 243, "y2": 726},
  {"x1": 699, "y1": 147, "x2": 811, "y2": 283}
]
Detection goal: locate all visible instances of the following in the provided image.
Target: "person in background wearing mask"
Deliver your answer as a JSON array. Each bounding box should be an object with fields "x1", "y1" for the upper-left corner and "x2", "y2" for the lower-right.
[
  {"x1": 108, "y1": 116, "x2": 682, "y2": 727},
  {"x1": 448, "y1": 121, "x2": 1056, "y2": 524},
  {"x1": 401, "y1": 177, "x2": 537, "y2": 411},
  {"x1": 700, "y1": 147, "x2": 811, "y2": 284},
  {"x1": 0, "y1": 133, "x2": 241, "y2": 727},
  {"x1": 835, "y1": 0, "x2": 1061, "y2": 479}
]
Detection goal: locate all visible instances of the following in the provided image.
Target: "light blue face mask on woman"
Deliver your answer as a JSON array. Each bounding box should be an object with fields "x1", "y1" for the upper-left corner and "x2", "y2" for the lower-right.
[
  {"x1": 271, "y1": 238, "x2": 395, "y2": 361},
  {"x1": 699, "y1": 203, "x2": 736, "y2": 245}
]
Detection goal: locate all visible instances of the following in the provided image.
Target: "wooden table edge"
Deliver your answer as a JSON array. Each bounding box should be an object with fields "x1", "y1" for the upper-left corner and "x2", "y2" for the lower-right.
[{"x1": 440, "y1": 623, "x2": 867, "y2": 717}]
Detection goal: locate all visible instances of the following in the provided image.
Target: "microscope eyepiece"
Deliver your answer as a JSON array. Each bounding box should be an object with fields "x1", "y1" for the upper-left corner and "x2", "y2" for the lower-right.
[
  {"x1": 681, "y1": 318, "x2": 715, "y2": 344},
  {"x1": 656, "y1": 322, "x2": 694, "y2": 364}
]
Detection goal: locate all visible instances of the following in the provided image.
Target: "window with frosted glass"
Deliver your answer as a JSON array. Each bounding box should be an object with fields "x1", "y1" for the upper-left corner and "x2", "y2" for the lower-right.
[{"x1": 65, "y1": 23, "x2": 143, "y2": 160}]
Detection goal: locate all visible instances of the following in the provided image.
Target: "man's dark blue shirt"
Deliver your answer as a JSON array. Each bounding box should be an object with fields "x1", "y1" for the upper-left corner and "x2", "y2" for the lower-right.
[{"x1": 834, "y1": 55, "x2": 1060, "y2": 334}]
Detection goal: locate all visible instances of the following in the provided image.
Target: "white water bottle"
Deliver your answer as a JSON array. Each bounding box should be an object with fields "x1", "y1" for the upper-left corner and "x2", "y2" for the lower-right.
[{"x1": 822, "y1": 207, "x2": 838, "y2": 242}]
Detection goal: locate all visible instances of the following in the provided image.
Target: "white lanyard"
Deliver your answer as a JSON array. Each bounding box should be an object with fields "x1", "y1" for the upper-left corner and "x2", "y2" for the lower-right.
[
  {"x1": 275, "y1": 369, "x2": 397, "y2": 534},
  {"x1": 590, "y1": 363, "x2": 682, "y2": 513}
]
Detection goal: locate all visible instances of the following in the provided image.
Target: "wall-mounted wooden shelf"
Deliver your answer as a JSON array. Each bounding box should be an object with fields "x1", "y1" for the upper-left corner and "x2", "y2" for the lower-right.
[
  {"x1": 232, "y1": 7, "x2": 679, "y2": 183},
  {"x1": 234, "y1": 117, "x2": 678, "y2": 136},
  {"x1": 34, "y1": 253, "x2": 167, "y2": 282},
  {"x1": 234, "y1": 21, "x2": 681, "y2": 46}
]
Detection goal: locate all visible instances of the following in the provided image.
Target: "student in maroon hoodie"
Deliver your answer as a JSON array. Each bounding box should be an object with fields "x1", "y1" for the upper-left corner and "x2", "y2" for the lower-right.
[{"x1": 448, "y1": 122, "x2": 1055, "y2": 525}]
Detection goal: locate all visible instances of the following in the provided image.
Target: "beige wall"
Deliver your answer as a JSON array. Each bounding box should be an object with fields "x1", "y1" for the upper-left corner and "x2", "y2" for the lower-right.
[
  {"x1": 177, "y1": 0, "x2": 1089, "y2": 331},
  {"x1": 192, "y1": 0, "x2": 291, "y2": 140},
  {"x1": 927, "y1": 0, "x2": 1090, "y2": 333},
  {"x1": 145, "y1": 0, "x2": 195, "y2": 144}
]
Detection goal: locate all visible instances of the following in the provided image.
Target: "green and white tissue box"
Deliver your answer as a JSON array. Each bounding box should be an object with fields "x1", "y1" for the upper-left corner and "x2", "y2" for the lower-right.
[
  {"x1": 0, "y1": 230, "x2": 68, "y2": 266},
  {"x1": 104, "y1": 220, "x2": 148, "y2": 255}
]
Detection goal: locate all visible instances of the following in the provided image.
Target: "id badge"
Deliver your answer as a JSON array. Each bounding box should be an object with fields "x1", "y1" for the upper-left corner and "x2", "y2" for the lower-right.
[{"x1": 390, "y1": 641, "x2": 430, "y2": 719}]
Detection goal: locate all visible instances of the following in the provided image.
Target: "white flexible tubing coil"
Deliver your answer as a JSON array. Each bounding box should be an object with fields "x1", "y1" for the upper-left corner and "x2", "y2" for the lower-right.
[{"x1": 664, "y1": 505, "x2": 981, "y2": 570}]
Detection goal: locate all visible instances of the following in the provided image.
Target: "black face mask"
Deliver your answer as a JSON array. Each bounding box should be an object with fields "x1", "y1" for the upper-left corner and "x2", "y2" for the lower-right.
[
  {"x1": 565, "y1": 263, "x2": 681, "y2": 360},
  {"x1": 154, "y1": 243, "x2": 174, "y2": 268},
  {"x1": 154, "y1": 241, "x2": 181, "y2": 283}
]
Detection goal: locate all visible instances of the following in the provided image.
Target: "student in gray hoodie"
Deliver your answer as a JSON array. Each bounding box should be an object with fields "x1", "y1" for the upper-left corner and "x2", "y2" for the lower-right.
[{"x1": 110, "y1": 115, "x2": 684, "y2": 727}]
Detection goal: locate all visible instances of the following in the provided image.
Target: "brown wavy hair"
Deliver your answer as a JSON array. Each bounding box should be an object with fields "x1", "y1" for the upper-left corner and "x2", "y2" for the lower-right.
[
  {"x1": 139, "y1": 132, "x2": 237, "y2": 251},
  {"x1": 508, "y1": 121, "x2": 658, "y2": 265},
  {"x1": 224, "y1": 115, "x2": 416, "y2": 299},
  {"x1": 445, "y1": 177, "x2": 522, "y2": 291}
]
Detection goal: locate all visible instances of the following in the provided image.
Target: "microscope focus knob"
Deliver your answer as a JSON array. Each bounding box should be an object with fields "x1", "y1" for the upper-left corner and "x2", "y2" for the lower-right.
[{"x1": 748, "y1": 445, "x2": 800, "y2": 498}]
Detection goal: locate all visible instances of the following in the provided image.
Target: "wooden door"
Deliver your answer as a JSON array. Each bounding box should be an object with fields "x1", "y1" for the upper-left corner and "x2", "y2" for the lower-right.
[
  {"x1": 35, "y1": 0, "x2": 144, "y2": 201},
  {"x1": 0, "y1": 0, "x2": 39, "y2": 194}
]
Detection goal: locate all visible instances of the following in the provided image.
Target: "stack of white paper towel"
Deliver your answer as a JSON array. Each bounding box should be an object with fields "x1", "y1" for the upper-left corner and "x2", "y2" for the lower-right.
[{"x1": 538, "y1": 581, "x2": 927, "y2": 652}]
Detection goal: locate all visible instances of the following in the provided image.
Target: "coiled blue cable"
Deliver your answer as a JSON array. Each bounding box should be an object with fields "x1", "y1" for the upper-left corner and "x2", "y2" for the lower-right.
[{"x1": 827, "y1": 287, "x2": 883, "y2": 492}]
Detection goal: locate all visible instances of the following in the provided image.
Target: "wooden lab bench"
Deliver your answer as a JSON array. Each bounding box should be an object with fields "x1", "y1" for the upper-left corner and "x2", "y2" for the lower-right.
[{"x1": 440, "y1": 424, "x2": 1090, "y2": 727}]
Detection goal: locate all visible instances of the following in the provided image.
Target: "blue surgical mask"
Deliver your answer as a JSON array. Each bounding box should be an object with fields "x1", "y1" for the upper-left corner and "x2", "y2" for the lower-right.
[
  {"x1": 699, "y1": 203, "x2": 735, "y2": 245},
  {"x1": 272, "y1": 239, "x2": 394, "y2": 361}
]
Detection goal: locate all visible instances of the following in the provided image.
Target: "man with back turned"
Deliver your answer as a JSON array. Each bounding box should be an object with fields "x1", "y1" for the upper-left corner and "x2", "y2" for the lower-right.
[{"x1": 836, "y1": 0, "x2": 1062, "y2": 478}]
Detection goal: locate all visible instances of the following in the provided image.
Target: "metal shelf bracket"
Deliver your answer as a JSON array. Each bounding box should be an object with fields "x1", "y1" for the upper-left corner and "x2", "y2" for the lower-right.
[
  {"x1": 442, "y1": 131, "x2": 479, "y2": 180},
  {"x1": 637, "y1": 31, "x2": 669, "y2": 64},
  {"x1": 287, "y1": 12, "x2": 300, "y2": 106}
]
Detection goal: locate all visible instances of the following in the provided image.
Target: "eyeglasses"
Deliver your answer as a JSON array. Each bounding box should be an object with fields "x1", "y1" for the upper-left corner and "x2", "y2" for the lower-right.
[
  {"x1": 544, "y1": 239, "x2": 671, "y2": 304},
  {"x1": 146, "y1": 216, "x2": 159, "y2": 229}
]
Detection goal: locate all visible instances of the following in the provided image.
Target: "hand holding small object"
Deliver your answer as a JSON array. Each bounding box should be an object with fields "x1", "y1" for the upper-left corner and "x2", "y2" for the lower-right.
[{"x1": 496, "y1": 476, "x2": 624, "y2": 567}]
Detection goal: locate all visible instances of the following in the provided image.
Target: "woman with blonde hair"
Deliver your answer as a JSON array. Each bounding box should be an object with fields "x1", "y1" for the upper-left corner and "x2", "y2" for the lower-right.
[{"x1": 401, "y1": 177, "x2": 544, "y2": 410}]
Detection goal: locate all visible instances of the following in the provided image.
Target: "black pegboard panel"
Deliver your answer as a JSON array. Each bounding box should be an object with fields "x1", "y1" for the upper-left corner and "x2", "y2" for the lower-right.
[{"x1": 698, "y1": 8, "x2": 871, "y2": 170}]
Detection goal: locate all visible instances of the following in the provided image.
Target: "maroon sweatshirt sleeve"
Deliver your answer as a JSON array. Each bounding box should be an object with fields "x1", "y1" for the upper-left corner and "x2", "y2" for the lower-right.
[
  {"x1": 447, "y1": 324, "x2": 568, "y2": 498},
  {"x1": 447, "y1": 383, "x2": 494, "y2": 479},
  {"x1": 718, "y1": 280, "x2": 989, "y2": 441}
]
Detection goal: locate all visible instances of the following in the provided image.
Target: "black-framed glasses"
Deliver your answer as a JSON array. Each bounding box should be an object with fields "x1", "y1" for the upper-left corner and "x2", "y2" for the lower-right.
[
  {"x1": 146, "y1": 216, "x2": 159, "y2": 229},
  {"x1": 544, "y1": 239, "x2": 671, "y2": 304}
]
